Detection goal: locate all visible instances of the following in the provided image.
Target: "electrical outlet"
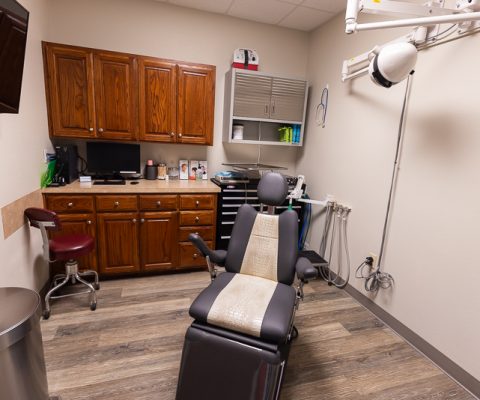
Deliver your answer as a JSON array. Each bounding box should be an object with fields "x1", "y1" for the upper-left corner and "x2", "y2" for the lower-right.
[{"x1": 369, "y1": 252, "x2": 378, "y2": 270}]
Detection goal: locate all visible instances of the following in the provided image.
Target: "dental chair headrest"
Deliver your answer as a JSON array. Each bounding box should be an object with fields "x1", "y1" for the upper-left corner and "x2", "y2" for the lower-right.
[{"x1": 257, "y1": 172, "x2": 289, "y2": 207}]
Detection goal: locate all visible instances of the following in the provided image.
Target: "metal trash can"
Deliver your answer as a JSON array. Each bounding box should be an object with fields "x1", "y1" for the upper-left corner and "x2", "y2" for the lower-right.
[{"x1": 0, "y1": 287, "x2": 49, "y2": 400}]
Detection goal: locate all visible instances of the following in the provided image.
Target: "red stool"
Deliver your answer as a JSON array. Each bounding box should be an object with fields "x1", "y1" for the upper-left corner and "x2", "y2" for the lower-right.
[{"x1": 25, "y1": 207, "x2": 99, "y2": 319}]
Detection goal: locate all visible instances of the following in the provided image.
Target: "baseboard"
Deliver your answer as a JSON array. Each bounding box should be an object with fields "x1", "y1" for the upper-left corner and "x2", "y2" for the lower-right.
[{"x1": 344, "y1": 283, "x2": 480, "y2": 398}]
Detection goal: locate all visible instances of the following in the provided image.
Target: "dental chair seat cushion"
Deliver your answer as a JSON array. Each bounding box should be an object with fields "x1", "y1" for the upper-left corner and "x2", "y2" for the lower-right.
[
  {"x1": 190, "y1": 272, "x2": 296, "y2": 344},
  {"x1": 49, "y1": 234, "x2": 95, "y2": 261}
]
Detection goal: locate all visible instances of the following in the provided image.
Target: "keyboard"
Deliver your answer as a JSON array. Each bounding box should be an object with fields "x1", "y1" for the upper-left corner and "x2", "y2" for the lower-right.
[{"x1": 93, "y1": 180, "x2": 126, "y2": 185}]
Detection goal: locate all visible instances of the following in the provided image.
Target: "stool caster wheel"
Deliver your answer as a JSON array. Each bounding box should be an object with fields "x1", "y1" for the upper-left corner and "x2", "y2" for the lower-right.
[
  {"x1": 43, "y1": 310, "x2": 51, "y2": 320},
  {"x1": 90, "y1": 302, "x2": 97, "y2": 311},
  {"x1": 93, "y1": 283, "x2": 100, "y2": 290}
]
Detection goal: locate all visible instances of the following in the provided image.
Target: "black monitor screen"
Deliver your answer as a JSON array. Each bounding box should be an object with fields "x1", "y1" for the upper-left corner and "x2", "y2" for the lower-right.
[
  {"x1": 86, "y1": 142, "x2": 140, "y2": 175},
  {"x1": 0, "y1": 0, "x2": 29, "y2": 114}
]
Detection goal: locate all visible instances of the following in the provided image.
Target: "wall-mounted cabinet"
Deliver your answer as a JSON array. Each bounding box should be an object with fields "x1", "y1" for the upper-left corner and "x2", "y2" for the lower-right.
[
  {"x1": 223, "y1": 69, "x2": 308, "y2": 146},
  {"x1": 43, "y1": 42, "x2": 215, "y2": 145}
]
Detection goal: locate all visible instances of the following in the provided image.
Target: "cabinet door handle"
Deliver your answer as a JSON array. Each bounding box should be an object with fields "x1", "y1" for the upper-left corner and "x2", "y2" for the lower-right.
[
  {"x1": 67, "y1": 202, "x2": 73, "y2": 208},
  {"x1": 170, "y1": 132, "x2": 175, "y2": 137},
  {"x1": 140, "y1": 218, "x2": 145, "y2": 223},
  {"x1": 86, "y1": 220, "x2": 92, "y2": 225},
  {"x1": 195, "y1": 216, "x2": 200, "y2": 223},
  {"x1": 193, "y1": 253, "x2": 198, "y2": 259},
  {"x1": 272, "y1": 100, "x2": 275, "y2": 115},
  {"x1": 114, "y1": 201, "x2": 120, "y2": 207},
  {"x1": 98, "y1": 128, "x2": 104, "y2": 133},
  {"x1": 264, "y1": 105, "x2": 269, "y2": 115},
  {"x1": 156, "y1": 201, "x2": 162, "y2": 207},
  {"x1": 194, "y1": 232, "x2": 199, "y2": 235},
  {"x1": 178, "y1": 133, "x2": 182, "y2": 138},
  {"x1": 132, "y1": 218, "x2": 137, "y2": 223},
  {"x1": 195, "y1": 200, "x2": 200, "y2": 207},
  {"x1": 89, "y1": 127, "x2": 94, "y2": 132}
]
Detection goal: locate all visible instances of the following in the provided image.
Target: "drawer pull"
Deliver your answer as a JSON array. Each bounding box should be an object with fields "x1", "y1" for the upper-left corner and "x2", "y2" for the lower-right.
[
  {"x1": 170, "y1": 132, "x2": 175, "y2": 137},
  {"x1": 195, "y1": 200, "x2": 200, "y2": 207},
  {"x1": 132, "y1": 218, "x2": 137, "y2": 223},
  {"x1": 140, "y1": 218, "x2": 145, "y2": 223},
  {"x1": 193, "y1": 253, "x2": 198, "y2": 259},
  {"x1": 86, "y1": 220, "x2": 92, "y2": 225},
  {"x1": 195, "y1": 216, "x2": 200, "y2": 223},
  {"x1": 67, "y1": 202, "x2": 73, "y2": 208},
  {"x1": 156, "y1": 201, "x2": 161, "y2": 207},
  {"x1": 89, "y1": 127, "x2": 94, "y2": 132},
  {"x1": 98, "y1": 128, "x2": 104, "y2": 133},
  {"x1": 114, "y1": 201, "x2": 120, "y2": 207},
  {"x1": 178, "y1": 133, "x2": 182, "y2": 138},
  {"x1": 195, "y1": 232, "x2": 199, "y2": 235}
]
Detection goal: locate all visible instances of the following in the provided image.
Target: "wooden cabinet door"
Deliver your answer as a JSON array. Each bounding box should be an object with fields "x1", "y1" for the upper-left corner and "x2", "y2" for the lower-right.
[
  {"x1": 270, "y1": 77, "x2": 307, "y2": 122},
  {"x1": 49, "y1": 213, "x2": 97, "y2": 272},
  {"x1": 94, "y1": 52, "x2": 137, "y2": 140},
  {"x1": 97, "y1": 212, "x2": 140, "y2": 275},
  {"x1": 140, "y1": 211, "x2": 178, "y2": 271},
  {"x1": 177, "y1": 64, "x2": 215, "y2": 145},
  {"x1": 43, "y1": 43, "x2": 96, "y2": 138},
  {"x1": 138, "y1": 58, "x2": 176, "y2": 142}
]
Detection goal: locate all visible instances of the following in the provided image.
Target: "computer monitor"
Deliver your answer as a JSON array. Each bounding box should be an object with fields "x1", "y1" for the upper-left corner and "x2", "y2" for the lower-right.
[{"x1": 86, "y1": 141, "x2": 140, "y2": 176}]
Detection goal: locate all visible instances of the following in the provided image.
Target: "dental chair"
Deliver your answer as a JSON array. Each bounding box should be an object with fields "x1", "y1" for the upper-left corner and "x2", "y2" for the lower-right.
[{"x1": 176, "y1": 172, "x2": 318, "y2": 400}]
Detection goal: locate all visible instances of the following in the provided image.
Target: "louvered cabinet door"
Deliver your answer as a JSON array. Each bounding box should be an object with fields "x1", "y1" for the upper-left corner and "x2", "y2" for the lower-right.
[
  {"x1": 233, "y1": 73, "x2": 272, "y2": 119},
  {"x1": 270, "y1": 77, "x2": 307, "y2": 122}
]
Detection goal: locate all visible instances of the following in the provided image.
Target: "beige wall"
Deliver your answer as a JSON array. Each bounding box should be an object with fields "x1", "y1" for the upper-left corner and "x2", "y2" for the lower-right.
[
  {"x1": 0, "y1": 0, "x2": 51, "y2": 290},
  {"x1": 298, "y1": 13, "x2": 480, "y2": 379},
  {"x1": 46, "y1": 0, "x2": 310, "y2": 176}
]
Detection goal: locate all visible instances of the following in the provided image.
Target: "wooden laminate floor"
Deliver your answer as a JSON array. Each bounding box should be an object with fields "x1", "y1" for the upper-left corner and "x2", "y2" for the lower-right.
[{"x1": 41, "y1": 272, "x2": 474, "y2": 400}]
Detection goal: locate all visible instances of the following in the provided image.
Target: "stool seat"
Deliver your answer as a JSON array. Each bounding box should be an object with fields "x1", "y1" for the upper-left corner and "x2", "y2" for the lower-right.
[{"x1": 49, "y1": 234, "x2": 94, "y2": 261}]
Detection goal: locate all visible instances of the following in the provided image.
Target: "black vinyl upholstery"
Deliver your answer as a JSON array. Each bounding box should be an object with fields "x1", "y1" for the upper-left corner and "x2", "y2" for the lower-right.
[{"x1": 257, "y1": 173, "x2": 289, "y2": 206}]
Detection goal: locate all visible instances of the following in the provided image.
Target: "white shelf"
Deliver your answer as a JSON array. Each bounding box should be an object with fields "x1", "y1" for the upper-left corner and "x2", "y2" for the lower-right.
[
  {"x1": 230, "y1": 139, "x2": 302, "y2": 146},
  {"x1": 232, "y1": 116, "x2": 303, "y2": 125}
]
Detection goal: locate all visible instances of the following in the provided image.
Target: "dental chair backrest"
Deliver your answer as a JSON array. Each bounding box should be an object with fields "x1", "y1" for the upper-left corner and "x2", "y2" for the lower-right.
[{"x1": 225, "y1": 172, "x2": 298, "y2": 286}]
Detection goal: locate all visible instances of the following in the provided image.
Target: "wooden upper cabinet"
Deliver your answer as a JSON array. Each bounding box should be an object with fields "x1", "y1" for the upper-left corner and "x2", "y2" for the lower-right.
[
  {"x1": 138, "y1": 58, "x2": 176, "y2": 142},
  {"x1": 94, "y1": 52, "x2": 137, "y2": 141},
  {"x1": 43, "y1": 43, "x2": 96, "y2": 138},
  {"x1": 42, "y1": 42, "x2": 216, "y2": 145},
  {"x1": 177, "y1": 64, "x2": 215, "y2": 145}
]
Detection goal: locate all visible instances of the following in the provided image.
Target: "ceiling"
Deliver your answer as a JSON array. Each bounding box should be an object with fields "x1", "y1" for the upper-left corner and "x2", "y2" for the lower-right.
[{"x1": 154, "y1": 0, "x2": 346, "y2": 31}]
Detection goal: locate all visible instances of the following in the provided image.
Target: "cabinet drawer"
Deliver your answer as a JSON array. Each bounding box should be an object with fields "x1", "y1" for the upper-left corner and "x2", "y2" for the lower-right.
[
  {"x1": 180, "y1": 194, "x2": 215, "y2": 210},
  {"x1": 96, "y1": 195, "x2": 138, "y2": 211},
  {"x1": 179, "y1": 242, "x2": 212, "y2": 267},
  {"x1": 46, "y1": 195, "x2": 94, "y2": 213},
  {"x1": 178, "y1": 226, "x2": 214, "y2": 242},
  {"x1": 179, "y1": 211, "x2": 214, "y2": 226},
  {"x1": 139, "y1": 195, "x2": 177, "y2": 211}
]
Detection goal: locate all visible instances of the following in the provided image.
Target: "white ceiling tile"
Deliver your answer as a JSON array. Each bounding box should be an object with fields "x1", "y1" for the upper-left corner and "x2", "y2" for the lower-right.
[
  {"x1": 168, "y1": 0, "x2": 233, "y2": 14},
  {"x1": 302, "y1": 0, "x2": 346, "y2": 13},
  {"x1": 228, "y1": 0, "x2": 296, "y2": 25},
  {"x1": 278, "y1": 5, "x2": 334, "y2": 31}
]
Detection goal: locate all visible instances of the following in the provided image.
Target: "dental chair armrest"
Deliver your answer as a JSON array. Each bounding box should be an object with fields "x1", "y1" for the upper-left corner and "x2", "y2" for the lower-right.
[
  {"x1": 295, "y1": 257, "x2": 318, "y2": 282},
  {"x1": 188, "y1": 233, "x2": 227, "y2": 266}
]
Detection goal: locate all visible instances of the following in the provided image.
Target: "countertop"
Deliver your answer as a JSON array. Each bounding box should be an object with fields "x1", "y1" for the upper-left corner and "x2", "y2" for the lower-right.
[{"x1": 42, "y1": 179, "x2": 221, "y2": 194}]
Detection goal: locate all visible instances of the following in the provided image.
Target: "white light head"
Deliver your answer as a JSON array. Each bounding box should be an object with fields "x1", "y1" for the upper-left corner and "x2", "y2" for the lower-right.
[{"x1": 369, "y1": 42, "x2": 418, "y2": 88}]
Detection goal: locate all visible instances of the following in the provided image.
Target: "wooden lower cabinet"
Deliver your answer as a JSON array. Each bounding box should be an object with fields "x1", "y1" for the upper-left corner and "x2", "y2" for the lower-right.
[
  {"x1": 140, "y1": 211, "x2": 177, "y2": 271},
  {"x1": 97, "y1": 212, "x2": 140, "y2": 275},
  {"x1": 44, "y1": 193, "x2": 217, "y2": 277},
  {"x1": 50, "y1": 213, "x2": 97, "y2": 272}
]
